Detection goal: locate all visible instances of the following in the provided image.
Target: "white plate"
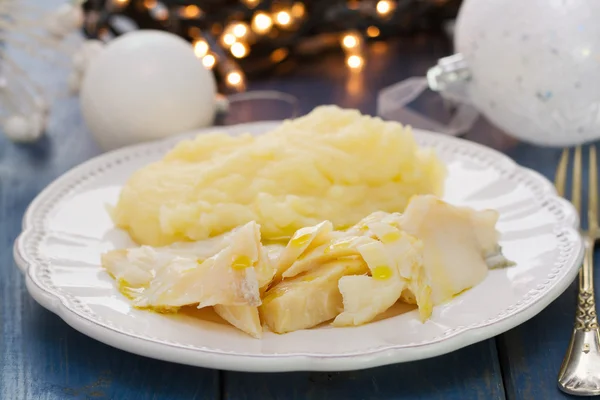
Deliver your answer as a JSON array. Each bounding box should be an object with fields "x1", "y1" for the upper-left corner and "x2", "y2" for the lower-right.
[{"x1": 14, "y1": 121, "x2": 583, "y2": 372}]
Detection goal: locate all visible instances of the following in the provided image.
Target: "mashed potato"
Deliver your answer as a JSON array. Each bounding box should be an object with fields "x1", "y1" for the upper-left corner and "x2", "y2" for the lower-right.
[{"x1": 112, "y1": 106, "x2": 446, "y2": 246}]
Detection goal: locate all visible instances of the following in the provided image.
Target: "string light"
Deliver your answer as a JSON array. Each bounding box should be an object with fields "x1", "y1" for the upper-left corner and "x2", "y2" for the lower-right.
[
  {"x1": 202, "y1": 53, "x2": 216, "y2": 69},
  {"x1": 222, "y1": 33, "x2": 236, "y2": 47},
  {"x1": 219, "y1": 59, "x2": 246, "y2": 91},
  {"x1": 270, "y1": 48, "x2": 289, "y2": 63},
  {"x1": 346, "y1": 55, "x2": 364, "y2": 70},
  {"x1": 188, "y1": 27, "x2": 202, "y2": 38},
  {"x1": 366, "y1": 26, "x2": 380, "y2": 38},
  {"x1": 241, "y1": 0, "x2": 260, "y2": 8},
  {"x1": 341, "y1": 30, "x2": 365, "y2": 72},
  {"x1": 230, "y1": 42, "x2": 248, "y2": 58},
  {"x1": 291, "y1": 3, "x2": 306, "y2": 18},
  {"x1": 232, "y1": 23, "x2": 249, "y2": 38},
  {"x1": 275, "y1": 11, "x2": 292, "y2": 27},
  {"x1": 342, "y1": 32, "x2": 360, "y2": 49},
  {"x1": 92, "y1": 0, "x2": 444, "y2": 88},
  {"x1": 347, "y1": 1, "x2": 360, "y2": 10},
  {"x1": 193, "y1": 40, "x2": 209, "y2": 58},
  {"x1": 252, "y1": 12, "x2": 273, "y2": 34},
  {"x1": 180, "y1": 5, "x2": 201, "y2": 19},
  {"x1": 376, "y1": 0, "x2": 395, "y2": 16},
  {"x1": 211, "y1": 23, "x2": 223, "y2": 36},
  {"x1": 227, "y1": 71, "x2": 242, "y2": 86}
]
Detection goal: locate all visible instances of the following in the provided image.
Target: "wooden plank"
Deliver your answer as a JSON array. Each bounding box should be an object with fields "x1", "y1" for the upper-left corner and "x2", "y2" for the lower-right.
[
  {"x1": 496, "y1": 281, "x2": 578, "y2": 400},
  {"x1": 0, "y1": 100, "x2": 219, "y2": 400},
  {"x1": 222, "y1": 340, "x2": 505, "y2": 400}
]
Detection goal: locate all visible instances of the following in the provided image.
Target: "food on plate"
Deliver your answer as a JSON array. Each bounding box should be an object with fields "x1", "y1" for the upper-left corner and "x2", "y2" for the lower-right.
[
  {"x1": 399, "y1": 195, "x2": 505, "y2": 305},
  {"x1": 102, "y1": 195, "x2": 513, "y2": 338},
  {"x1": 333, "y1": 235, "x2": 417, "y2": 327},
  {"x1": 103, "y1": 221, "x2": 268, "y2": 308},
  {"x1": 260, "y1": 258, "x2": 368, "y2": 334},
  {"x1": 111, "y1": 105, "x2": 446, "y2": 246}
]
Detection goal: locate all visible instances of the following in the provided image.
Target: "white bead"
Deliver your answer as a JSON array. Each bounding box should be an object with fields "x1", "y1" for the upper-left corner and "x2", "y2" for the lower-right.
[
  {"x1": 45, "y1": 4, "x2": 84, "y2": 38},
  {"x1": 3, "y1": 114, "x2": 46, "y2": 143},
  {"x1": 45, "y1": 16, "x2": 70, "y2": 39},
  {"x1": 55, "y1": 4, "x2": 85, "y2": 31},
  {"x1": 4, "y1": 115, "x2": 32, "y2": 142}
]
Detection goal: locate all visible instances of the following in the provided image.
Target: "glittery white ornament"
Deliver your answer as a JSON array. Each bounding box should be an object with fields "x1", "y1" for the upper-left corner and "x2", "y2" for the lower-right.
[
  {"x1": 429, "y1": 0, "x2": 600, "y2": 147},
  {"x1": 79, "y1": 30, "x2": 217, "y2": 151}
]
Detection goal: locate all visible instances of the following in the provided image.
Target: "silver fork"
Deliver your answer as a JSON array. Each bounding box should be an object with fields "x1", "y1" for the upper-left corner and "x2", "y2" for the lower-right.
[{"x1": 556, "y1": 146, "x2": 600, "y2": 396}]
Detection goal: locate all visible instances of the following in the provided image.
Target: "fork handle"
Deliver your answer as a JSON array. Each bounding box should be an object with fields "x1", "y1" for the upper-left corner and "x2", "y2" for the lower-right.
[
  {"x1": 557, "y1": 237, "x2": 600, "y2": 396},
  {"x1": 576, "y1": 237, "x2": 598, "y2": 331}
]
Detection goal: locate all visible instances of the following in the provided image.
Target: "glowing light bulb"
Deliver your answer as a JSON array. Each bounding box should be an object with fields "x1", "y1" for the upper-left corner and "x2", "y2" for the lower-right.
[
  {"x1": 367, "y1": 26, "x2": 380, "y2": 38},
  {"x1": 143, "y1": 0, "x2": 157, "y2": 7},
  {"x1": 291, "y1": 2, "x2": 306, "y2": 18},
  {"x1": 347, "y1": 1, "x2": 360, "y2": 10},
  {"x1": 270, "y1": 48, "x2": 289, "y2": 63},
  {"x1": 230, "y1": 42, "x2": 249, "y2": 58},
  {"x1": 346, "y1": 55, "x2": 364, "y2": 69},
  {"x1": 242, "y1": 0, "x2": 260, "y2": 8},
  {"x1": 188, "y1": 26, "x2": 201, "y2": 38},
  {"x1": 202, "y1": 54, "x2": 216, "y2": 69},
  {"x1": 233, "y1": 23, "x2": 248, "y2": 38},
  {"x1": 113, "y1": 0, "x2": 130, "y2": 6},
  {"x1": 252, "y1": 12, "x2": 273, "y2": 34},
  {"x1": 342, "y1": 33, "x2": 359, "y2": 49},
  {"x1": 222, "y1": 33, "x2": 236, "y2": 47},
  {"x1": 376, "y1": 0, "x2": 394, "y2": 16},
  {"x1": 181, "y1": 5, "x2": 201, "y2": 18},
  {"x1": 275, "y1": 11, "x2": 291, "y2": 26},
  {"x1": 193, "y1": 40, "x2": 209, "y2": 58},
  {"x1": 227, "y1": 71, "x2": 243, "y2": 86}
]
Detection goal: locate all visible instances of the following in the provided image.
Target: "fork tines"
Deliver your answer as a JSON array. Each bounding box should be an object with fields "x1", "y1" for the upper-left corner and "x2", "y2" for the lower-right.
[{"x1": 555, "y1": 145, "x2": 598, "y2": 237}]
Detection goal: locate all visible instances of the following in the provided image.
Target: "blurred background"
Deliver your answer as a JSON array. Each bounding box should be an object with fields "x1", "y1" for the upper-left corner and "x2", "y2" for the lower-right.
[
  {"x1": 0, "y1": 0, "x2": 475, "y2": 149},
  {"x1": 82, "y1": 0, "x2": 460, "y2": 94},
  {"x1": 11, "y1": 0, "x2": 594, "y2": 151}
]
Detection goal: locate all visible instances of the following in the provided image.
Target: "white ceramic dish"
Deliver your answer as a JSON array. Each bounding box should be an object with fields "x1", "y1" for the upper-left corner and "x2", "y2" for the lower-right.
[{"x1": 14, "y1": 121, "x2": 583, "y2": 372}]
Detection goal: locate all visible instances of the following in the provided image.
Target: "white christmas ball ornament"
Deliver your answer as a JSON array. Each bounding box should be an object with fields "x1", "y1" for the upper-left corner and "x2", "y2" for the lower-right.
[
  {"x1": 80, "y1": 30, "x2": 216, "y2": 151},
  {"x1": 433, "y1": 0, "x2": 600, "y2": 146}
]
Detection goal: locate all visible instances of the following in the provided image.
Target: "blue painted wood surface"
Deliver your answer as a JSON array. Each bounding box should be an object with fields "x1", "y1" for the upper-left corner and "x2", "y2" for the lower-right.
[{"x1": 0, "y1": 5, "x2": 588, "y2": 399}]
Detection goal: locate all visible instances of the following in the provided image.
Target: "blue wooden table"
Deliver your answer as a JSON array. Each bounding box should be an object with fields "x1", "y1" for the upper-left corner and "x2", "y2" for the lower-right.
[{"x1": 0, "y1": 17, "x2": 589, "y2": 400}]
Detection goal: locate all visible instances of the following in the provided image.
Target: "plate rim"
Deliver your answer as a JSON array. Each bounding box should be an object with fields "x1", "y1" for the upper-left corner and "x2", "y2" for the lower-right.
[{"x1": 13, "y1": 121, "x2": 584, "y2": 372}]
